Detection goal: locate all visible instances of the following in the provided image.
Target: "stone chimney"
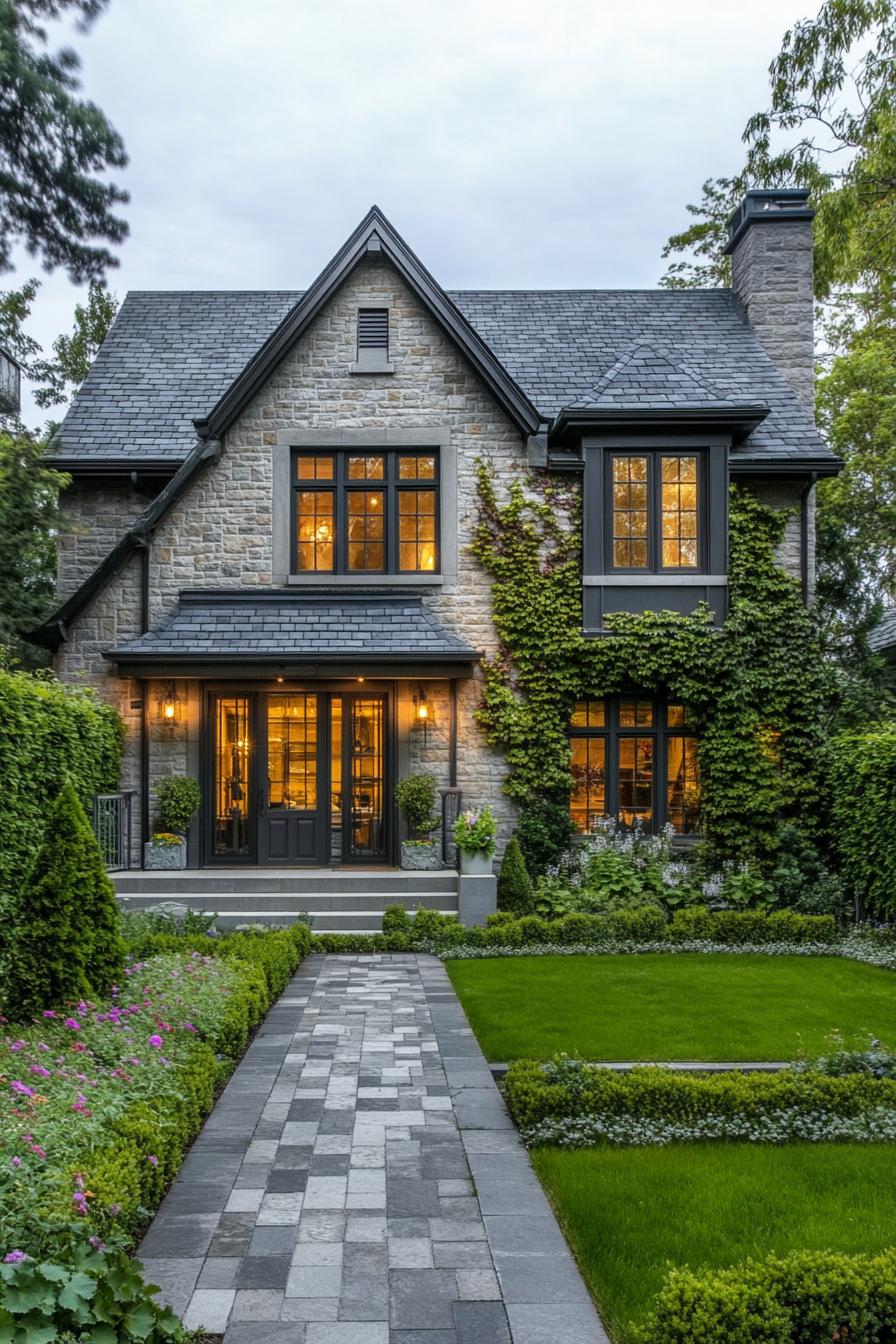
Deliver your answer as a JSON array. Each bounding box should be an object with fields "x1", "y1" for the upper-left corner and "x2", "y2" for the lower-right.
[{"x1": 724, "y1": 188, "x2": 815, "y2": 412}]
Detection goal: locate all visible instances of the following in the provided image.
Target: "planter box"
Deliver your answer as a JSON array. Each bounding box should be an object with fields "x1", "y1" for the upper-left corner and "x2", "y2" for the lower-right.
[
  {"x1": 459, "y1": 849, "x2": 493, "y2": 876},
  {"x1": 401, "y1": 840, "x2": 442, "y2": 871},
  {"x1": 144, "y1": 840, "x2": 187, "y2": 870}
]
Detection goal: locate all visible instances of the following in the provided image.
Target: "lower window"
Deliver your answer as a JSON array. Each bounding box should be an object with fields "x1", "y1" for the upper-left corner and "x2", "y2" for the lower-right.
[{"x1": 569, "y1": 697, "x2": 699, "y2": 835}]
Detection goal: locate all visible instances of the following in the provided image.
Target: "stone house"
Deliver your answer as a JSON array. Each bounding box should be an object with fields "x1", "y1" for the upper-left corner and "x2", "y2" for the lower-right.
[{"x1": 30, "y1": 189, "x2": 838, "y2": 916}]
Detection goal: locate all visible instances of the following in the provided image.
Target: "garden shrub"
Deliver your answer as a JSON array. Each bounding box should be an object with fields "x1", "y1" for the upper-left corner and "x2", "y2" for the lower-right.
[
  {"x1": 636, "y1": 1249, "x2": 896, "y2": 1344},
  {"x1": 502, "y1": 1057, "x2": 896, "y2": 1134},
  {"x1": 395, "y1": 773, "x2": 439, "y2": 837},
  {"x1": 497, "y1": 836, "x2": 534, "y2": 914},
  {"x1": 75, "y1": 797, "x2": 125, "y2": 997},
  {"x1": 516, "y1": 797, "x2": 575, "y2": 877},
  {"x1": 2, "y1": 780, "x2": 91, "y2": 1018},
  {"x1": 0, "y1": 669, "x2": 122, "y2": 904},
  {"x1": 609, "y1": 907, "x2": 667, "y2": 941},
  {"x1": 830, "y1": 724, "x2": 896, "y2": 920},
  {"x1": 382, "y1": 904, "x2": 412, "y2": 936},
  {"x1": 667, "y1": 907, "x2": 836, "y2": 947}
]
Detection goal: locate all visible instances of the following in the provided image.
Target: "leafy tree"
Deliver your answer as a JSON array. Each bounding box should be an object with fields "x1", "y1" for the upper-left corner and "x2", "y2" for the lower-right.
[
  {"x1": 0, "y1": 0, "x2": 128, "y2": 281},
  {"x1": 660, "y1": 0, "x2": 896, "y2": 717},
  {"x1": 0, "y1": 279, "x2": 41, "y2": 368},
  {"x1": 0, "y1": 424, "x2": 67, "y2": 666},
  {"x1": 31, "y1": 279, "x2": 118, "y2": 406}
]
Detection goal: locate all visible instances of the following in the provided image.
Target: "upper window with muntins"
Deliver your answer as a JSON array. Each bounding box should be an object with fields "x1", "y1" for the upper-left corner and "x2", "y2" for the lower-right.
[
  {"x1": 609, "y1": 452, "x2": 701, "y2": 572},
  {"x1": 292, "y1": 450, "x2": 439, "y2": 575}
]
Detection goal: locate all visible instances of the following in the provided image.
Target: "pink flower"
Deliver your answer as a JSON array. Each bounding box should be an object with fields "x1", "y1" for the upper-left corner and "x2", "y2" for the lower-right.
[
  {"x1": 42, "y1": 1011, "x2": 56, "y2": 1019},
  {"x1": 31, "y1": 1144, "x2": 47, "y2": 1160},
  {"x1": 3, "y1": 1251, "x2": 26, "y2": 1263},
  {"x1": 29, "y1": 1065, "x2": 50, "y2": 1078},
  {"x1": 64, "y1": 1018, "x2": 81, "y2": 1031},
  {"x1": 88, "y1": 1236, "x2": 106, "y2": 1252},
  {"x1": 9, "y1": 1040, "x2": 25, "y2": 1052},
  {"x1": 148, "y1": 1035, "x2": 163, "y2": 1049},
  {"x1": 10, "y1": 1081, "x2": 34, "y2": 1097}
]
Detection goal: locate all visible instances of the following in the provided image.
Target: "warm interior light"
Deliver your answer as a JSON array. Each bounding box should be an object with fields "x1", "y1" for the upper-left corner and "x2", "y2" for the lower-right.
[
  {"x1": 357, "y1": 677, "x2": 365, "y2": 683},
  {"x1": 420, "y1": 544, "x2": 436, "y2": 571},
  {"x1": 416, "y1": 700, "x2": 429, "y2": 721}
]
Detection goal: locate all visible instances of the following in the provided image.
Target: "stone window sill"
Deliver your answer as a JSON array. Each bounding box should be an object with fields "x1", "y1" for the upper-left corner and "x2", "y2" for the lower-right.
[
  {"x1": 287, "y1": 573, "x2": 443, "y2": 587},
  {"x1": 350, "y1": 360, "x2": 394, "y2": 375}
]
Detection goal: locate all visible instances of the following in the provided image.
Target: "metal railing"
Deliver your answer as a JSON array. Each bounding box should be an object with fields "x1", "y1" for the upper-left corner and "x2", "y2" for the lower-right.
[
  {"x1": 440, "y1": 787, "x2": 462, "y2": 868},
  {"x1": 92, "y1": 791, "x2": 136, "y2": 871}
]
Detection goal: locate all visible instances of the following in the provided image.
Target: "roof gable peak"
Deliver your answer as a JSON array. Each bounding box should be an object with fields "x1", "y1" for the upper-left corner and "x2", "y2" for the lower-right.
[{"x1": 194, "y1": 207, "x2": 542, "y2": 440}]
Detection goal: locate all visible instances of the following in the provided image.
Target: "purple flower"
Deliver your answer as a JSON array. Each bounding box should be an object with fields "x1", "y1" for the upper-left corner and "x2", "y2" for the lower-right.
[
  {"x1": 11, "y1": 1157, "x2": 21, "y2": 1168},
  {"x1": 3, "y1": 1251, "x2": 26, "y2": 1263},
  {"x1": 10, "y1": 1081, "x2": 34, "y2": 1097},
  {"x1": 88, "y1": 1236, "x2": 106, "y2": 1252},
  {"x1": 29, "y1": 1065, "x2": 50, "y2": 1078},
  {"x1": 64, "y1": 1018, "x2": 81, "y2": 1031},
  {"x1": 42, "y1": 1011, "x2": 56, "y2": 1019},
  {"x1": 146, "y1": 1155, "x2": 158, "y2": 1167},
  {"x1": 148, "y1": 1034, "x2": 163, "y2": 1048}
]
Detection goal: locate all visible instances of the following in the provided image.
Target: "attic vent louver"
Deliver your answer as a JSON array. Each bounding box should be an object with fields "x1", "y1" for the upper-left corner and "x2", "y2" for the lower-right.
[{"x1": 358, "y1": 308, "x2": 389, "y2": 351}]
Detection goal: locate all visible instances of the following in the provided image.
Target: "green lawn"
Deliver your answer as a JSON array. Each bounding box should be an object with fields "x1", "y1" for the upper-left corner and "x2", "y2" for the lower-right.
[
  {"x1": 533, "y1": 1144, "x2": 896, "y2": 1343},
  {"x1": 446, "y1": 953, "x2": 896, "y2": 1061}
]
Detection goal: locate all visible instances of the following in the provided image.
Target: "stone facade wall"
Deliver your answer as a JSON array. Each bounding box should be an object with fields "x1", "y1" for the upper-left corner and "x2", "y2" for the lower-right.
[
  {"x1": 56, "y1": 480, "x2": 147, "y2": 599},
  {"x1": 745, "y1": 479, "x2": 814, "y2": 593}
]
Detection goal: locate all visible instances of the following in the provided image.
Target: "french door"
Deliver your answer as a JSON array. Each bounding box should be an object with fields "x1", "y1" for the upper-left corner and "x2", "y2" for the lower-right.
[{"x1": 207, "y1": 688, "x2": 389, "y2": 865}]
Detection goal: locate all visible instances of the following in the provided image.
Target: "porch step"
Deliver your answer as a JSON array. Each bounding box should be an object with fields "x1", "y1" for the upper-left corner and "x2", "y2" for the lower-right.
[{"x1": 113, "y1": 867, "x2": 459, "y2": 933}]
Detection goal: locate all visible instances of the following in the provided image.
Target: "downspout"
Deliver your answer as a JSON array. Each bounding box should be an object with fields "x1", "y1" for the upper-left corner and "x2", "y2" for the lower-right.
[
  {"x1": 449, "y1": 679, "x2": 458, "y2": 787},
  {"x1": 138, "y1": 540, "x2": 150, "y2": 853},
  {"x1": 799, "y1": 471, "x2": 818, "y2": 603}
]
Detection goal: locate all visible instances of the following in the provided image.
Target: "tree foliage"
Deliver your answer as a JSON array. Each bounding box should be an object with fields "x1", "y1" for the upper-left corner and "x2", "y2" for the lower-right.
[
  {"x1": 0, "y1": 0, "x2": 128, "y2": 281},
  {"x1": 30, "y1": 279, "x2": 118, "y2": 406},
  {"x1": 0, "y1": 425, "x2": 67, "y2": 665}
]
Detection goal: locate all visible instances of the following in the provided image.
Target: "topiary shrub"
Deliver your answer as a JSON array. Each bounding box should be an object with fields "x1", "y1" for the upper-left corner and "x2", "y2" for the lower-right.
[
  {"x1": 497, "y1": 836, "x2": 534, "y2": 914},
  {"x1": 395, "y1": 773, "x2": 440, "y2": 837},
  {"x1": 2, "y1": 779, "x2": 91, "y2": 1019},
  {"x1": 516, "y1": 797, "x2": 576, "y2": 877},
  {"x1": 154, "y1": 776, "x2": 201, "y2": 836},
  {"x1": 830, "y1": 724, "x2": 896, "y2": 920}
]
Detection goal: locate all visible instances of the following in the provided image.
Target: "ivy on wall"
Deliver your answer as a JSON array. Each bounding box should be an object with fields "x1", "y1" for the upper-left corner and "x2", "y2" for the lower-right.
[
  {"x1": 471, "y1": 462, "x2": 827, "y2": 865},
  {"x1": 0, "y1": 669, "x2": 123, "y2": 904}
]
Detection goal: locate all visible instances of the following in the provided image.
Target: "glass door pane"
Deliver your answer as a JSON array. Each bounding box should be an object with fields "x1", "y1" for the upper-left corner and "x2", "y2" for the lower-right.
[
  {"x1": 330, "y1": 696, "x2": 343, "y2": 862},
  {"x1": 348, "y1": 696, "x2": 385, "y2": 860},
  {"x1": 214, "y1": 696, "x2": 251, "y2": 857},
  {"x1": 266, "y1": 694, "x2": 318, "y2": 809},
  {"x1": 617, "y1": 735, "x2": 653, "y2": 827}
]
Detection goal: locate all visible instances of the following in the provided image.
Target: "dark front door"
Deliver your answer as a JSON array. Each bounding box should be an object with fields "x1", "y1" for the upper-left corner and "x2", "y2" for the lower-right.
[
  {"x1": 207, "y1": 687, "x2": 390, "y2": 866},
  {"x1": 259, "y1": 692, "x2": 325, "y2": 863}
]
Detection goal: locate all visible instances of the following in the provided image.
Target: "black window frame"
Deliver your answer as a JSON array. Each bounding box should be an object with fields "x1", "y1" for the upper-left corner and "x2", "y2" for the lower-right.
[
  {"x1": 605, "y1": 450, "x2": 706, "y2": 574},
  {"x1": 290, "y1": 448, "x2": 441, "y2": 576},
  {"x1": 568, "y1": 696, "x2": 700, "y2": 836}
]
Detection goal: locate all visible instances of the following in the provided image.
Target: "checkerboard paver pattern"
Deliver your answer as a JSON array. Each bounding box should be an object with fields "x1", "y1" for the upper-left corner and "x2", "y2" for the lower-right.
[{"x1": 138, "y1": 954, "x2": 608, "y2": 1343}]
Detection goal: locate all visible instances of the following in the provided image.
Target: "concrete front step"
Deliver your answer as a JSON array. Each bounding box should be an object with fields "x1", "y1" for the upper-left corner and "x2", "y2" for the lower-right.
[
  {"x1": 114, "y1": 869, "x2": 458, "y2": 896},
  {"x1": 117, "y1": 891, "x2": 457, "y2": 914},
  {"x1": 116, "y1": 903, "x2": 457, "y2": 932}
]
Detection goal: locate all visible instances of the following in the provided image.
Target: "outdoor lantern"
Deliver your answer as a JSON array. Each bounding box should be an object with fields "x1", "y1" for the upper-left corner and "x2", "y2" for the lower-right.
[
  {"x1": 413, "y1": 687, "x2": 430, "y2": 746},
  {"x1": 157, "y1": 681, "x2": 181, "y2": 726}
]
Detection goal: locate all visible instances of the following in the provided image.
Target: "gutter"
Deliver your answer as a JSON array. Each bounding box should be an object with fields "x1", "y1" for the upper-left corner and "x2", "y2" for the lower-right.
[{"x1": 800, "y1": 470, "x2": 818, "y2": 602}]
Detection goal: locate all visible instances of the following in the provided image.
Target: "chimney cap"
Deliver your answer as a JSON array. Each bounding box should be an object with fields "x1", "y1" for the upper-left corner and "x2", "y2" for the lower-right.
[{"x1": 724, "y1": 188, "x2": 814, "y2": 255}]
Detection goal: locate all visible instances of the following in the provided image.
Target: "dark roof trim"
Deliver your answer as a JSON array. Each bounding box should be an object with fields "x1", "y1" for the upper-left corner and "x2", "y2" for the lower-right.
[
  {"x1": 27, "y1": 438, "x2": 221, "y2": 650},
  {"x1": 724, "y1": 189, "x2": 814, "y2": 255},
  {"x1": 728, "y1": 454, "x2": 841, "y2": 478},
  {"x1": 551, "y1": 404, "x2": 769, "y2": 444},
  {"x1": 193, "y1": 206, "x2": 544, "y2": 441},
  {"x1": 44, "y1": 457, "x2": 179, "y2": 478},
  {"x1": 109, "y1": 657, "x2": 478, "y2": 679}
]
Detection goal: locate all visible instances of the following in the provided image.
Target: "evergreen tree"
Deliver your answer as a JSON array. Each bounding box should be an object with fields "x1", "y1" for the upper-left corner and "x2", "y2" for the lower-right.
[
  {"x1": 0, "y1": 0, "x2": 128, "y2": 281},
  {"x1": 2, "y1": 779, "x2": 90, "y2": 1020},
  {"x1": 498, "y1": 836, "x2": 535, "y2": 915}
]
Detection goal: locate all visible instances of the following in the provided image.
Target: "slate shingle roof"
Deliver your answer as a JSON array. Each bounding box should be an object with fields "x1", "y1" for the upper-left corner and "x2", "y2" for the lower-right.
[
  {"x1": 106, "y1": 592, "x2": 478, "y2": 663},
  {"x1": 869, "y1": 605, "x2": 896, "y2": 654},
  {"x1": 51, "y1": 286, "x2": 831, "y2": 467},
  {"x1": 565, "y1": 342, "x2": 742, "y2": 412}
]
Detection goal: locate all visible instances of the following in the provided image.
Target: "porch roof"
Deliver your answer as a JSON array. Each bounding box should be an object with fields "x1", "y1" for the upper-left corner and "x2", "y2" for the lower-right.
[{"x1": 105, "y1": 590, "x2": 479, "y2": 678}]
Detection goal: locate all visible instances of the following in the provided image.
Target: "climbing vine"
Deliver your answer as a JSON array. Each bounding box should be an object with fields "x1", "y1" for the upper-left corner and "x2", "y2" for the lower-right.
[{"x1": 471, "y1": 462, "x2": 827, "y2": 866}]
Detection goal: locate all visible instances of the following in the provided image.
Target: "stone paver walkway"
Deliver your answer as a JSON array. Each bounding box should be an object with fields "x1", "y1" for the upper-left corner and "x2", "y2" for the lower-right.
[{"x1": 138, "y1": 954, "x2": 608, "y2": 1344}]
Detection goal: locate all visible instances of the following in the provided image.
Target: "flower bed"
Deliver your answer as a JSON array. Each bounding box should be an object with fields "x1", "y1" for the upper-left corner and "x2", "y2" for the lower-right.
[
  {"x1": 0, "y1": 922, "x2": 311, "y2": 1341},
  {"x1": 503, "y1": 1056, "x2": 896, "y2": 1148}
]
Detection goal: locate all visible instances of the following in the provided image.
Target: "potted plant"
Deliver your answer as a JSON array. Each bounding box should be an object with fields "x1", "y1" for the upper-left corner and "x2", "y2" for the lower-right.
[
  {"x1": 144, "y1": 777, "x2": 201, "y2": 870},
  {"x1": 395, "y1": 773, "x2": 442, "y2": 871},
  {"x1": 454, "y1": 806, "x2": 497, "y2": 875}
]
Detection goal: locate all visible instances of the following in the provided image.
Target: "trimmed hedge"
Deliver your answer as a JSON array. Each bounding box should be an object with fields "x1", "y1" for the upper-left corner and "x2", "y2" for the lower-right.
[
  {"x1": 0, "y1": 670, "x2": 123, "y2": 902},
  {"x1": 502, "y1": 1058, "x2": 896, "y2": 1132},
  {"x1": 636, "y1": 1249, "x2": 896, "y2": 1344},
  {"x1": 831, "y1": 724, "x2": 896, "y2": 920}
]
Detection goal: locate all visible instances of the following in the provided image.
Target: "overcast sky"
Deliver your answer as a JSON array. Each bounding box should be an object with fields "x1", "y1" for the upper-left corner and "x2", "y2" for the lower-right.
[{"x1": 16, "y1": 0, "x2": 801, "y2": 424}]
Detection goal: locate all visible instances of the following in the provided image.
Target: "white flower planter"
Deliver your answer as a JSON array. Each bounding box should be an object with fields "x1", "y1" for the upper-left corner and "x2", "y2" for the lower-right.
[
  {"x1": 459, "y1": 849, "x2": 493, "y2": 876},
  {"x1": 144, "y1": 840, "x2": 187, "y2": 870}
]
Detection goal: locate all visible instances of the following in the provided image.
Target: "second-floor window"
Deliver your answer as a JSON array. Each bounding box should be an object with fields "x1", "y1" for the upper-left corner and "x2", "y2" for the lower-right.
[
  {"x1": 293, "y1": 450, "x2": 439, "y2": 574},
  {"x1": 609, "y1": 452, "x2": 702, "y2": 571}
]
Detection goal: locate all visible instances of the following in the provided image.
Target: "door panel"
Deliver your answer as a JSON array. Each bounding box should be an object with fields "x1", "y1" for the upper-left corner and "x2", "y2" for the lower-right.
[
  {"x1": 344, "y1": 694, "x2": 387, "y2": 862},
  {"x1": 260, "y1": 693, "x2": 323, "y2": 864}
]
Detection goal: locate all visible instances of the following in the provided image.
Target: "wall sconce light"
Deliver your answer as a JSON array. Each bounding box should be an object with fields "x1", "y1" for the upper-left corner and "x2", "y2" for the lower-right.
[
  {"x1": 157, "y1": 680, "x2": 181, "y2": 726},
  {"x1": 413, "y1": 687, "x2": 431, "y2": 747}
]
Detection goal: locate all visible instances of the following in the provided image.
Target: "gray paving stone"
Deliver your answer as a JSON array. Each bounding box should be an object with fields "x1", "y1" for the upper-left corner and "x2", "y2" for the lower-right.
[
  {"x1": 506, "y1": 1302, "x2": 611, "y2": 1344},
  {"x1": 452, "y1": 1301, "x2": 511, "y2": 1344}
]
